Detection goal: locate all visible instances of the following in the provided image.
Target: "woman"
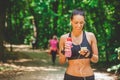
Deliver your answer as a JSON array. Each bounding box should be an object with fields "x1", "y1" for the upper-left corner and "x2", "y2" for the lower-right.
[
  {"x1": 49, "y1": 35, "x2": 59, "y2": 65},
  {"x1": 59, "y1": 8, "x2": 99, "y2": 80}
]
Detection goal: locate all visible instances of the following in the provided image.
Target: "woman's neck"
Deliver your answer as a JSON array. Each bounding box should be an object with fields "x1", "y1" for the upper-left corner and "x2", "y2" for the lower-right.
[{"x1": 72, "y1": 30, "x2": 83, "y2": 37}]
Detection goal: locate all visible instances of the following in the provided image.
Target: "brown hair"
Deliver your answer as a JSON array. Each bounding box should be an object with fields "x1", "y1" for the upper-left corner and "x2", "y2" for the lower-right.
[{"x1": 70, "y1": 8, "x2": 85, "y2": 20}]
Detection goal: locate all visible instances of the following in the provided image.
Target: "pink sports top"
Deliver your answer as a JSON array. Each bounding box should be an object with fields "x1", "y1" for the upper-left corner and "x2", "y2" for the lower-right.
[{"x1": 50, "y1": 39, "x2": 58, "y2": 51}]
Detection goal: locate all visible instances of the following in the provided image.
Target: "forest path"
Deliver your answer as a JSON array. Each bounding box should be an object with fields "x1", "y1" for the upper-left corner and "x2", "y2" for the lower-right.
[{"x1": 0, "y1": 45, "x2": 118, "y2": 80}]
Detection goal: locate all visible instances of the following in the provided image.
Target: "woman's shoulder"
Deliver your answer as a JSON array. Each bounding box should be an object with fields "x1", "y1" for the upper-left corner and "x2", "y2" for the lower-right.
[
  {"x1": 85, "y1": 31, "x2": 95, "y2": 37},
  {"x1": 85, "y1": 31, "x2": 97, "y2": 41}
]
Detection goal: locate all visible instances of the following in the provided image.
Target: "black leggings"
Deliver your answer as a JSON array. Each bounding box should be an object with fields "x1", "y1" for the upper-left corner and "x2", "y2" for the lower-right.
[
  {"x1": 64, "y1": 73, "x2": 95, "y2": 80},
  {"x1": 51, "y1": 50, "x2": 57, "y2": 64}
]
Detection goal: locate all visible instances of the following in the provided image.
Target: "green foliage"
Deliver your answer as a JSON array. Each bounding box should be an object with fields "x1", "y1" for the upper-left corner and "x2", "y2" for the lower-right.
[
  {"x1": 109, "y1": 54, "x2": 117, "y2": 61},
  {"x1": 107, "y1": 64, "x2": 120, "y2": 74},
  {"x1": 115, "y1": 47, "x2": 120, "y2": 60},
  {"x1": 107, "y1": 47, "x2": 120, "y2": 74}
]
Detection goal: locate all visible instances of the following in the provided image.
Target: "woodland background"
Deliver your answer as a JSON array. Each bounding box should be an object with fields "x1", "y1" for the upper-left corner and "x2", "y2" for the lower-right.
[{"x1": 0, "y1": 0, "x2": 120, "y2": 74}]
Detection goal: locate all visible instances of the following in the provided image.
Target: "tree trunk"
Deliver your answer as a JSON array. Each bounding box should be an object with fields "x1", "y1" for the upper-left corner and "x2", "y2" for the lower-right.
[
  {"x1": 52, "y1": 1, "x2": 59, "y2": 35},
  {"x1": 0, "y1": 0, "x2": 9, "y2": 62}
]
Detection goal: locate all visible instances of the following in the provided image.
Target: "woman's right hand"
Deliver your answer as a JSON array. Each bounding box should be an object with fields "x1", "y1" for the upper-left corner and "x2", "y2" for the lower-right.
[{"x1": 64, "y1": 41, "x2": 72, "y2": 52}]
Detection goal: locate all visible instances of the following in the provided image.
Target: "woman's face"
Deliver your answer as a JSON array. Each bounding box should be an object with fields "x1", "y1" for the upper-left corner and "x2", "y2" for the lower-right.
[{"x1": 71, "y1": 15, "x2": 85, "y2": 31}]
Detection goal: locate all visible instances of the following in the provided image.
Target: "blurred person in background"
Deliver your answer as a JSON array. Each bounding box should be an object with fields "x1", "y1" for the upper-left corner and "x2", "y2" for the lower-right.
[{"x1": 49, "y1": 35, "x2": 59, "y2": 65}]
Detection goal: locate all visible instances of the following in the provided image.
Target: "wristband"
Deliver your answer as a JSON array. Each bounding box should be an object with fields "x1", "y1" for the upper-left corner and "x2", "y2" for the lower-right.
[{"x1": 89, "y1": 53, "x2": 93, "y2": 58}]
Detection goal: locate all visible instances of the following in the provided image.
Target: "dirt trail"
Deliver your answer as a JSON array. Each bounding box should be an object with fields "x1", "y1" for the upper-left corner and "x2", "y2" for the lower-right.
[
  {"x1": 0, "y1": 45, "x2": 118, "y2": 80},
  {"x1": 0, "y1": 63, "x2": 117, "y2": 80}
]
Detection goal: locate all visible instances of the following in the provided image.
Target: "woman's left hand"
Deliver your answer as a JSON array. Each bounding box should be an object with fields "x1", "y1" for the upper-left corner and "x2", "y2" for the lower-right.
[{"x1": 79, "y1": 47, "x2": 90, "y2": 57}]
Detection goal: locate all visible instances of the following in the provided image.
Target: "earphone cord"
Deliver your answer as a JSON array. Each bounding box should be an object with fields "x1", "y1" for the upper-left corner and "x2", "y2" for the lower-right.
[{"x1": 77, "y1": 45, "x2": 86, "y2": 80}]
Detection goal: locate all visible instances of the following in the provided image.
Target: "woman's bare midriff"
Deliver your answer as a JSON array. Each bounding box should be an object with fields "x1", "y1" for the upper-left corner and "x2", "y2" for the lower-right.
[{"x1": 66, "y1": 59, "x2": 94, "y2": 77}]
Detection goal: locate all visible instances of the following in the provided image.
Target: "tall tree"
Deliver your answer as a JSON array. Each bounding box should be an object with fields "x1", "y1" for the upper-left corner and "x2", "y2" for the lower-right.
[{"x1": 0, "y1": 0, "x2": 9, "y2": 61}]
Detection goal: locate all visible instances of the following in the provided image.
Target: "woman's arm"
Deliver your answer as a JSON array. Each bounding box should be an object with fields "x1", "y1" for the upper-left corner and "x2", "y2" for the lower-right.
[
  {"x1": 59, "y1": 35, "x2": 66, "y2": 64},
  {"x1": 90, "y1": 33, "x2": 99, "y2": 63}
]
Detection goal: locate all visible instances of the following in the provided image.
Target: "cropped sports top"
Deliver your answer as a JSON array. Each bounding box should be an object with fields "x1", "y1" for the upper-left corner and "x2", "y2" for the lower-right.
[{"x1": 62, "y1": 31, "x2": 93, "y2": 60}]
